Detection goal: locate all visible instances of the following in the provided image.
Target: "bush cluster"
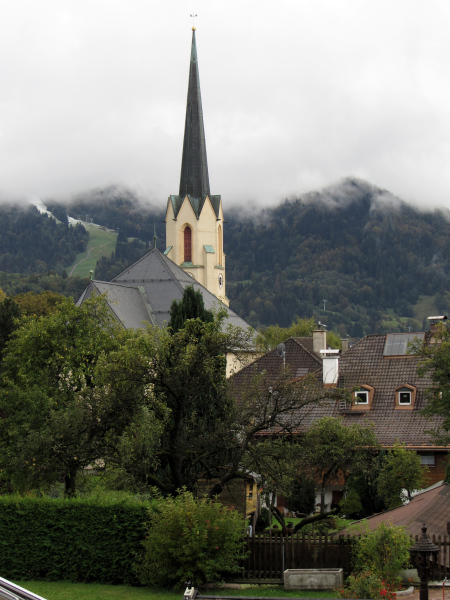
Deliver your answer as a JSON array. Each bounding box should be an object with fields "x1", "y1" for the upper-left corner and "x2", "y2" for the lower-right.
[
  {"x1": 337, "y1": 523, "x2": 411, "y2": 599},
  {"x1": 135, "y1": 490, "x2": 247, "y2": 589},
  {"x1": 0, "y1": 495, "x2": 153, "y2": 583}
]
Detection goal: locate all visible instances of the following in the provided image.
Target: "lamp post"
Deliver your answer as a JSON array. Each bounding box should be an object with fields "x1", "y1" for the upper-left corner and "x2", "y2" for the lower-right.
[{"x1": 409, "y1": 524, "x2": 439, "y2": 600}]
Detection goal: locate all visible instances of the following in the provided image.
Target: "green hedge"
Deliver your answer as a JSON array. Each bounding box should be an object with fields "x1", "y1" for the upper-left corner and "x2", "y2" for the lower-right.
[{"x1": 0, "y1": 495, "x2": 154, "y2": 583}]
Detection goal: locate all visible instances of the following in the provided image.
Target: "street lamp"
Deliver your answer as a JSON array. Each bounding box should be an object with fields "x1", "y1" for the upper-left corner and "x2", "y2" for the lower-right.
[{"x1": 409, "y1": 524, "x2": 439, "y2": 600}]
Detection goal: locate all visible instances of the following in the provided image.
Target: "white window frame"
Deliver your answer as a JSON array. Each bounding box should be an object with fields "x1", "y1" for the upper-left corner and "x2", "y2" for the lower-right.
[
  {"x1": 355, "y1": 390, "x2": 369, "y2": 404},
  {"x1": 398, "y1": 388, "x2": 412, "y2": 405}
]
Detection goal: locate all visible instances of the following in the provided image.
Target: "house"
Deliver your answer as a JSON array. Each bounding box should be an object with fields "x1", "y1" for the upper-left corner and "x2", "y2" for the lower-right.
[
  {"x1": 197, "y1": 474, "x2": 260, "y2": 529},
  {"x1": 231, "y1": 326, "x2": 448, "y2": 511}
]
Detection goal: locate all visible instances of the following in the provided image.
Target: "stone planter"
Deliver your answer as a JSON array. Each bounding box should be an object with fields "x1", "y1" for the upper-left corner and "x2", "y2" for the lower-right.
[{"x1": 284, "y1": 568, "x2": 344, "y2": 590}]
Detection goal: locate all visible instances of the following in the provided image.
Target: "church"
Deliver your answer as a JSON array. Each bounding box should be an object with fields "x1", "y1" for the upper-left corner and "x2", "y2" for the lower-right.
[{"x1": 77, "y1": 27, "x2": 252, "y2": 361}]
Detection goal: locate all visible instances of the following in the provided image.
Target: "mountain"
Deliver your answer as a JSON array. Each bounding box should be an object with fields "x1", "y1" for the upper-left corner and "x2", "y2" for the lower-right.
[
  {"x1": 225, "y1": 178, "x2": 450, "y2": 336},
  {"x1": 2, "y1": 178, "x2": 450, "y2": 337},
  {"x1": 0, "y1": 202, "x2": 88, "y2": 275}
]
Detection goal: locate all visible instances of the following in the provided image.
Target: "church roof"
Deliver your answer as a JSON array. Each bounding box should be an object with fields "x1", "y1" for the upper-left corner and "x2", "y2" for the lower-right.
[
  {"x1": 77, "y1": 248, "x2": 251, "y2": 331},
  {"x1": 168, "y1": 193, "x2": 222, "y2": 220},
  {"x1": 171, "y1": 28, "x2": 216, "y2": 219}
]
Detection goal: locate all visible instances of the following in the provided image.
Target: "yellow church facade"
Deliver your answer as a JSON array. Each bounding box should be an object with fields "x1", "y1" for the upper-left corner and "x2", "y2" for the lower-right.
[{"x1": 165, "y1": 196, "x2": 227, "y2": 306}]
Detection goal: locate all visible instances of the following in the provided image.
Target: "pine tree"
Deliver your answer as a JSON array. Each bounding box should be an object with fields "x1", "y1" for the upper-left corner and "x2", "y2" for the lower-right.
[{"x1": 169, "y1": 285, "x2": 214, "y2": 333}]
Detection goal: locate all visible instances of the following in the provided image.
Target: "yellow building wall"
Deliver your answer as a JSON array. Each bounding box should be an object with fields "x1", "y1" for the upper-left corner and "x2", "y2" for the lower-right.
[{"x1": 165, "y1": 196, "x2": 228, "y2": 306}]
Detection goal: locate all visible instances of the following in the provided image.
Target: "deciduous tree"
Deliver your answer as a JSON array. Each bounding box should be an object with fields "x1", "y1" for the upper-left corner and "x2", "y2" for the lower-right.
[
  {"x1": 0, "y1": 296, "x2": 135, "y2": 495},
  {"x1": 300, "y1": 416, "x2": 380, "y2": 515},
  {"x1": 376, "y1": 442, "x2": 427, "y2": 508}
]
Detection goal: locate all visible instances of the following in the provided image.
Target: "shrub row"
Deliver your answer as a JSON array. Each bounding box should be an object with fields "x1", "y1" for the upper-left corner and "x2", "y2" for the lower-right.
[{"x1": 0, "y1": 495, "x2": 155, "y2": 583}]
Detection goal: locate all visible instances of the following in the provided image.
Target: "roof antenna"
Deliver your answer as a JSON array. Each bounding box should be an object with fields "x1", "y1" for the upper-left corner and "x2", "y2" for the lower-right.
[
  {"x1": 276, "y1": 342, "x2": 286, "y2": 369},
  {"x1": 153, "y1": 224, "x2": 158, "y2": 249}
]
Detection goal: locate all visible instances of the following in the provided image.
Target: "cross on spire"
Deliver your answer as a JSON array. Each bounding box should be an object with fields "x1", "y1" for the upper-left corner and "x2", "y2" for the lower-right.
[{"x1": 190, "y1": 12, "x2": 197, "y2": 30}]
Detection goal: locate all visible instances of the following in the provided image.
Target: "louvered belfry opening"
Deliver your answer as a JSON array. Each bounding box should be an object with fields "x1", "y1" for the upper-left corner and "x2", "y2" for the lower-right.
[{"x1": 184, "y1": 226, "x2": 192, "y2": 262}]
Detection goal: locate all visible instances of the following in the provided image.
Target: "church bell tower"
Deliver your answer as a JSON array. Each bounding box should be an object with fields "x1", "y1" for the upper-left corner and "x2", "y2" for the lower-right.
[{"x1": 164, "y1": 28, "x2": 228, "y2": 306}]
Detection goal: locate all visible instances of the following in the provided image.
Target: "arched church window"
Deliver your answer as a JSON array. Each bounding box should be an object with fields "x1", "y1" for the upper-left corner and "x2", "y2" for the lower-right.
[
  {"x1": 184, "y1": 226, "x2": 192, "y2": 262},
  {"x1": 218, "y1": 225, "x2": 223, "y2": 266}
]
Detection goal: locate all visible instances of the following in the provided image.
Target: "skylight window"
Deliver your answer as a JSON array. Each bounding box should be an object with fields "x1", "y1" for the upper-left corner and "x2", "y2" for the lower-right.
[{"x1": 383, "y1": 333, "x2": 425, "y2": 357}]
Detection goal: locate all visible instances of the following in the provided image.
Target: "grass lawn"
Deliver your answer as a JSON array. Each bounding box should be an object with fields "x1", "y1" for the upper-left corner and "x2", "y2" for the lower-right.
[
  {"x1": 14, "y1": 582, "x2": 337, "y2": 600},
  {"x1": 65, "y1": 224, "x2": 117, "y2": 278},
  {"x1": 413, "y1": 294, "x2": 438, "y2": 322}
]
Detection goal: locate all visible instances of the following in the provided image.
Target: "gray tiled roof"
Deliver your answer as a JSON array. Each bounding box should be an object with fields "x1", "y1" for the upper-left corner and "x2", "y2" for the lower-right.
[{"x1": 77, "y1": 248, "x2": 251, "y2": 332}]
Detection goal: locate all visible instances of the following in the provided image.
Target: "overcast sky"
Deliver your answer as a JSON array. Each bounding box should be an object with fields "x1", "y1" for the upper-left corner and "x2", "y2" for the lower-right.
[{"x1": 0, "y1": 0, "x2": 449, "y2": 209}]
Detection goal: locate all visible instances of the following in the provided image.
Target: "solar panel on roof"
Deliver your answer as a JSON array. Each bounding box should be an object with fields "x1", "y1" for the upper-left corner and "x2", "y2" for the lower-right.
[{"x1": 383, "y1": 333, "x2": 425, "y2": 356}]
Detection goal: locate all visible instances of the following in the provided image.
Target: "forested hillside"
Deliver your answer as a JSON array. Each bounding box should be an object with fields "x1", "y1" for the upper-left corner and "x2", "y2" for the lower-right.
[
  {"x1": 0, "y1": 203, "x2": 88, "y2": 275},
  {"x1": 2, "y1": 178, "x2": 450, "y2": 336},
  {"x1": 225, "y1": 178, "x2": 450, "y2": 335}
]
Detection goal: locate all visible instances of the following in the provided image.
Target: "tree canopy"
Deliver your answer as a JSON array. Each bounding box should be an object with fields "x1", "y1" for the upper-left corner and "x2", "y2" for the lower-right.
[
  {"x1": 415, "y1": 325, "x2": 450, "y2": 444},
  {"x1": 376, "y1": 442, "x2": 428, "y2": 508},
  {"x1": 0, "y1": 296, "x2": 133, "y2": 495},
  {"x1": 169, "y1": 285, "x2": 214, "y2": 333}
]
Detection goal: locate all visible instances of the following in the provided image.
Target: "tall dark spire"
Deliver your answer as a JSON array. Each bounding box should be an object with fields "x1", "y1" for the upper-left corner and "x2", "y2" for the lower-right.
[{"x1": 179, "y1": 29, "x2": 210, "y2": 199}]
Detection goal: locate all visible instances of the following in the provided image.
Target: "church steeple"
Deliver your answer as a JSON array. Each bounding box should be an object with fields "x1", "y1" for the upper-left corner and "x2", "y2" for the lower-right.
[
  {"x1": 179, "y1": 28, "x2": 210, "y2": 199},
  {"x1": 165, "y1": 28, "x2": 228, "y2": 306}
]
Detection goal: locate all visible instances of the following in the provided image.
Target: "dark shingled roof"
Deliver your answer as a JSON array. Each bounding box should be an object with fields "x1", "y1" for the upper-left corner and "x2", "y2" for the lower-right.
[
  {"x1": 77, "y1": 248, "x2": 251, "y2": 331},
  {"x1": 232, "y1": 333, "x2": 445, "y2": 449},
  {"x1": 174, "y1": 28, "x2": 211, "y2": 216},
  {"x1": 349, "y1": 482, "x2": 450, "y2": 538}
]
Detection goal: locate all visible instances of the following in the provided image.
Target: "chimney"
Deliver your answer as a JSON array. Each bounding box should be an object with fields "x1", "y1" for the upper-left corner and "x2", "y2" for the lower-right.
[
  {"x1": 313, "y1": 329, "x2": 327, "y2": 355},
  {"x1": 427, "y1": 315, "x2": 447, "y2": 334},
  {"x1": 341, "y1": 339, "x2": 349, "y2": 352},
  {"x1": 321, "y1": 349, "x2": 339, "y2": 387}
]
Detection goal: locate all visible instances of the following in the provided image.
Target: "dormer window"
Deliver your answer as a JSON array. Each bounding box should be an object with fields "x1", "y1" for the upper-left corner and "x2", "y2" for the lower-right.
[
  {"x1": 352, "y1": 384, "x2": 374, "y2": 410},
  {"x1": 355, "y1": 390, "x2": 369, "y2": 405},
  {"x1": 395, "y1": 384, "x2": 416, "y2": 409},
  {"x1": 398, "y1": 388, "x2": 411, "y2": 405}
]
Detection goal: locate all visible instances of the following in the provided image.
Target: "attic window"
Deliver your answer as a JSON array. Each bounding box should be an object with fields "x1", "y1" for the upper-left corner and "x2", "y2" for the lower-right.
[
  {"x1": 355, "y1": 390, "x2": 369, "y2": 405},
  {"x1": 395, "y1": 384, "x2": 416, "y2": 409},
  {"x1": 352, "y1": 384, "x2": 374, "y2": 410},
  {"x1": 398, "y1": 388, "x2": 412, "y2": 405}
]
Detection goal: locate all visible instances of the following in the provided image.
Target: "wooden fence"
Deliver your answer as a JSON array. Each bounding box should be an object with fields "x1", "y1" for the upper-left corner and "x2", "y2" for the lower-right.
[
  {"x1": 233, "y1": 533, "x2": 450, "y2": 583},
  {"x1": 425, "y1": 534, "x2": 450, "y2": 581},
  {"x1": 236, "y1": 533, "x2": 354, "y2": 583}
]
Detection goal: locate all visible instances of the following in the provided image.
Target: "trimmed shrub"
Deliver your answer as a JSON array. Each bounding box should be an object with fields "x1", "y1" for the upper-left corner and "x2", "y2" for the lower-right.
[
  {"x1": 135, "y1": 490, "x2": 247, "y2": 588},
  {"x1": 353, "y1": 522, "x2": 411, "y2": 581},
  {"x1": 0, "y1": 494, "x2": 154, "y2": 583},
  {"x1": 338, "y1": 571, "x2": 397, "y2": 600}
]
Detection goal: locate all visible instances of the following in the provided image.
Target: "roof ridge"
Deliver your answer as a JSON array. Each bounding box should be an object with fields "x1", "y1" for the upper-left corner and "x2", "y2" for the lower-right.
[
  {"x1": 290, "y1": 337, "x2": 321, "y2": 365},
  {"x1": 111, "y1": 247, "x2": 158, "y2": 281}
]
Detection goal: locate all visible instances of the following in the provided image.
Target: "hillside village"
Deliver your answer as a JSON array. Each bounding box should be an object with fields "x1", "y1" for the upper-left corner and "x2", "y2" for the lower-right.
[{"x1": 0, "y1": 22, "x2": 449, "y2": 600}]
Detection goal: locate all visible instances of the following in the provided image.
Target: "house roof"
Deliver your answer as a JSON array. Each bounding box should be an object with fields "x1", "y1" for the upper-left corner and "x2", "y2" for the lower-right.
[
  {"x1": 77, "y1": 248, "x2": 251, "y2": 332},
  {"x1": 231, "y1": 337, "x2": 322, "y2": 388},
  {"x1": 232, "y1": 333, "x2": 445, "y2": 449},
  {"x1": 349, "y1": 482, "x2": 450, "y2": 538}
]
